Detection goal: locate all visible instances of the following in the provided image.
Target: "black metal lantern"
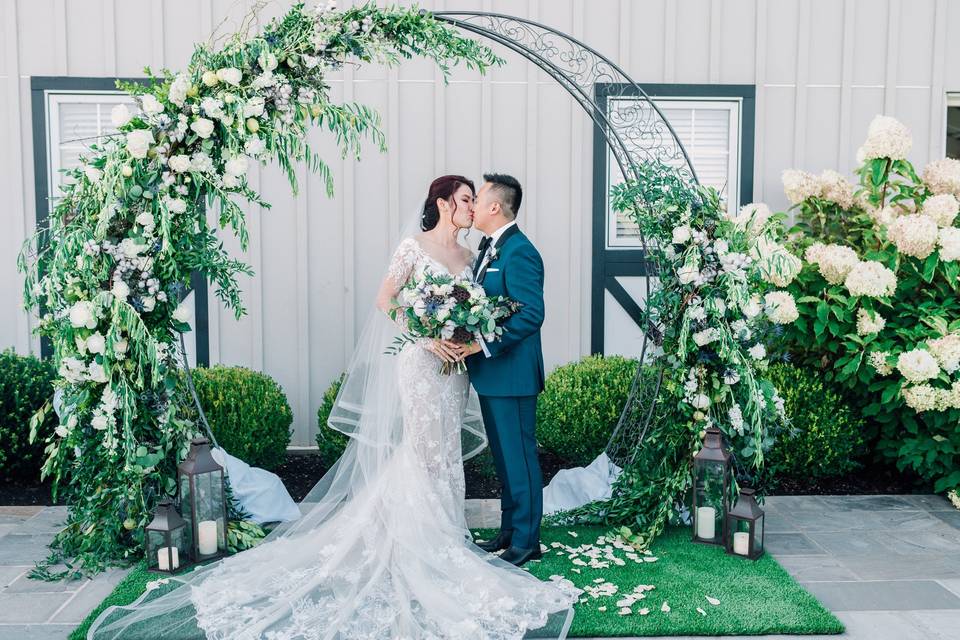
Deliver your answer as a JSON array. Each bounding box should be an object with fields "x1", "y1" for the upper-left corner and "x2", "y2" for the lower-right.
[
  {"x1": 145, "y1": 497, "x2": 189, "y2": 574},
  {"x1": 691, "y1": 427, "x2": 732, "y2": 546},
  {"x1": 725, "y1": 487, "x2": 765, "y2": 560},
  {"x1": 177, "y1": 436, "x2": 227, "y2": 562}
]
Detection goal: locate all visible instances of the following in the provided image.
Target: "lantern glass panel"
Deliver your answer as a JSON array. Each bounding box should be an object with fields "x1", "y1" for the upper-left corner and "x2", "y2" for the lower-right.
[
  {"x1": 147, "y1": 526, "x2": 185, "y2": 572},
  {"x1": 179, "y1": 474, "x2": 194, "y2": 550},
  {"x1": 693, "y1": 461, "x2": 726, "y2": 543},
  {"x1": 752, "y1": 516, "x2": 764, "y2": 555},
  {"x1": 192, "y1": 470, "x2": 226, "y2": 557}
]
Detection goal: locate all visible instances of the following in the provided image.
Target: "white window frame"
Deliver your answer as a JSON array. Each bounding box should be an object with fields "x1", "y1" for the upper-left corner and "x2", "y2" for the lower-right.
[
  {"x1": 606, "y1": 96, "x2": 743, "y2": 249},
  {"x1": 45, "y1": 90, "x2": 136, "y2": 212}
]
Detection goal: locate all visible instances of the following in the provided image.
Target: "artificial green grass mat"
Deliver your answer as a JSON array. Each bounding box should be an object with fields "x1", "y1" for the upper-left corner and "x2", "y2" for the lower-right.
[
  {"x1": 69, "y1": 561, "x2": 153, "y2": 640},
  {"x1": 72, "y1": 526, "x2": 843, "y2": 638},
  {"x1": 513, "y1": 526, "x2": 844, "y2": 637}
]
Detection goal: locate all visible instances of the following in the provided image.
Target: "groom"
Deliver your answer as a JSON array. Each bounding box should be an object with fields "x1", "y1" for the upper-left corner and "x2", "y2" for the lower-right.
[{"x1": 459, "y1": 173, "x2": 546, "y2": 567}]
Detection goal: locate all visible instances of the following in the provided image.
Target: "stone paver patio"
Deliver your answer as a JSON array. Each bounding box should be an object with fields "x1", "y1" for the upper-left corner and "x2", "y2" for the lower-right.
[{"x1": 1, "y1": 495, "x2": 958, "y2": 639}]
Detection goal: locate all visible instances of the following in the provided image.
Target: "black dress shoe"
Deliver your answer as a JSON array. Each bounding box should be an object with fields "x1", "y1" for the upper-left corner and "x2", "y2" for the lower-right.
[
  {"x1": 499, "y1": 545, "x2": 543, "y2": 567},
  {"x1": 475, "y1": 531, "x2": 512, "y2": 553}
]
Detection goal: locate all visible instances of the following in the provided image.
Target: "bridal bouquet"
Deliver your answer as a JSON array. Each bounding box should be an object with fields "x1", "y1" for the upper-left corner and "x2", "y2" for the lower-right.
[{"x1": 387, "y1": 268, "x2": 520, "y2": 374}]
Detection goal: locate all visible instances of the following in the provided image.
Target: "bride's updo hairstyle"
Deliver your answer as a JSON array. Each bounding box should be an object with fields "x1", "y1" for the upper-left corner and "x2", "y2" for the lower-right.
[{"x1": 421, "y1": 175, "x2": 475, "y2": 231}]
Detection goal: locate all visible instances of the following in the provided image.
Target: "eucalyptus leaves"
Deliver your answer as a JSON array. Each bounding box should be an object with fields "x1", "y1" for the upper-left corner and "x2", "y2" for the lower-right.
[{"x1": 18, "y1": 2, "x2": 499, "y2": 577}]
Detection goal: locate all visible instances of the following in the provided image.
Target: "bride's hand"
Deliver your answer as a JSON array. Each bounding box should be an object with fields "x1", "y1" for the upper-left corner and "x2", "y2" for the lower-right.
[
  {"x1": 439, "y1": 339, "x2": 471, "y2": 361},
  {"x1": 429, "y1": 339, "x2": 459, "y2": 363}
]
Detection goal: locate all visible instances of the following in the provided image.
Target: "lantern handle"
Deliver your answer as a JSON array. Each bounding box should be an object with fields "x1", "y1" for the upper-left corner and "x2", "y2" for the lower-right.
[{"x1": 177, "y1": 333, "x2": 221, "y2": 450}]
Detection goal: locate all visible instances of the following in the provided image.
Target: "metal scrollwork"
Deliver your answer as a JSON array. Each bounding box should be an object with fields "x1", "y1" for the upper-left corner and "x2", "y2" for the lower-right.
[{"x1": 433, "y1": 11, "x2": 697, "y2": 466}]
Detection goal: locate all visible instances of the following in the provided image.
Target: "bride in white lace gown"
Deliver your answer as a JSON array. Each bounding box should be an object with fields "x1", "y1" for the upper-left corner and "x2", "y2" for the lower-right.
[{"x1": 87, "y1": 176, "x2": 579, "y2": 640}]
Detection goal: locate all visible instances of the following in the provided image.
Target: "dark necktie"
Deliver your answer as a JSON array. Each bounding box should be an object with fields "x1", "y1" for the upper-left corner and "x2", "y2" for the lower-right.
[{"x1": 473, "y1": 236, "x2": 492, "y2": 277}]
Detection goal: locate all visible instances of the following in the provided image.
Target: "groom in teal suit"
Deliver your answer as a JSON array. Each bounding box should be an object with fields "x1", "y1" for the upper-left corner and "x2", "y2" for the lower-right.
[{"x1": 461, "y1": 173, "x2": 546, "y2": 567}]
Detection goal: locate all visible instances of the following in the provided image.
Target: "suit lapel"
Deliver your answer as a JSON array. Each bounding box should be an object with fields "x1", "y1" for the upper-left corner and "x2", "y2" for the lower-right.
[{"x1": 477, "y1": 225, "x2": 521, "y2": 282}]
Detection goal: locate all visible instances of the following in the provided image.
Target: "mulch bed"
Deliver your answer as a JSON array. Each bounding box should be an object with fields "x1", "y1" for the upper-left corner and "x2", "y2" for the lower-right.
[{"x1": 0, "y1": 450, "x2": 933, "y2": 506}]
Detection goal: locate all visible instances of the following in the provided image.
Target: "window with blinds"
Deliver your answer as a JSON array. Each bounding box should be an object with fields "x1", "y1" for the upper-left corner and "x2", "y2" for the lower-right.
[
  {"x1": 46, "y1": 91, "x2": 137, "y2": 212},
  {"x1": 606, "y1": 97, "x2": 742, "y2": 248}
]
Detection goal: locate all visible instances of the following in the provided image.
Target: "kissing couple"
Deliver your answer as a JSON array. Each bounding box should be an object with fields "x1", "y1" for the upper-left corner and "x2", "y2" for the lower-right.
[{"x1": 90, "y1": 174, "x2": 580, "y2": 639}]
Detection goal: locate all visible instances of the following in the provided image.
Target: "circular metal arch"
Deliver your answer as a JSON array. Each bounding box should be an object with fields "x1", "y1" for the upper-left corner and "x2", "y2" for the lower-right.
[{"x1": 433, "y1": 11, "x2": 698, "y2": 466}]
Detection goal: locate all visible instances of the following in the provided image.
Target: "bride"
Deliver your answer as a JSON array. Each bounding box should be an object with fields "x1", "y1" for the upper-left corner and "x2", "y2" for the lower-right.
[{"x1": 87, "y1": 175, "x2": 580, "y2": 639}]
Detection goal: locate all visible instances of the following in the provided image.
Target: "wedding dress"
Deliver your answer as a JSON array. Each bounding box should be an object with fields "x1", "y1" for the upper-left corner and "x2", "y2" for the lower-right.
[{"x1": 88, "y1": 235, "x2": 579, "y2": 640}]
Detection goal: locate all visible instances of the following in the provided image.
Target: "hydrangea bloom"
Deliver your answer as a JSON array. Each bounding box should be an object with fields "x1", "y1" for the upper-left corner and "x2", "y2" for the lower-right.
[
  {"x1": 887, "y1": 214, "x2": 939, "y2": 259},
  {"x1": 844, "y1": 260, "x2": 897, "y2": 297}
]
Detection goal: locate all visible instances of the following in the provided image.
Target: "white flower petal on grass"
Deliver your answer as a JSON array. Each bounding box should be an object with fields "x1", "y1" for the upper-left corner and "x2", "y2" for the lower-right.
[
  {"x1": 661, "y1": 602, "x2": 671, "y2": 613},
  {"x1": 618, "y1": 607, "x2": 632, "y2": 616},
  {"x1": 697, "y1": 607, "x2": 708, "y2": 616},
  {"x1": 597, "y1": 606, "x2": 607, "y2": 612},
  {"x1": 706, "y1": 595, "x2": 721, "y2": 606}
]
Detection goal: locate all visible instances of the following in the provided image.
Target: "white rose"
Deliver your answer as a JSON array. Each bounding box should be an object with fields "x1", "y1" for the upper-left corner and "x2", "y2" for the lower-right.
[
  {"x1": 141, "y1": 296, "x2": 156, "y2": 312},
  {"x1": 165, "y1": 197, "x2": 187, "y2": 214},
  {"x1": 677, "y1": 264, "x2": 699, "y2": 285},
  {"x1": 671, "y1": 225, "x2": 691, "y2": 244},
  {"x1": 86, "y1": 332, "x2": 106, "y2": 355},
  {"x1": 87, "y1": 362, "x2": 109, "y2": 384},
  {"x1": 168, "y1": 154, "x2": 192, "y2": 173},
  {"x1": 258, "y1": 51, "x2": 278, "y2": 72},
  {"x1": 242, "y1": 96, "x2": 265, "y2": 118},
  {"x1": 172, "y1": 302, "x2": 192, "y2": 323},
  {"x1": 111, "y1": 103, "x2": 132, "y2": 128},
  {"x1": 741, "y1": 295, "x2": 762, "y2": 319},
  {"x1": 135, "y1": 211, "x2": 154, "y2": 229},
  {"x1": 84, "y1": 166, "x2": 102, "y2": 183},
  {"x1": 55, "y1": 424, "x2": 69, "y2": 438},
  {"x1": 91, "y1": 414, "x2": 109, "y2": 430},
  {"x1": 113, "y1": 338, "x2": 128, "y2": 355},
  {"x1": 748, "y1": 343, "x2": 767, "y2": 360},
  {"x1": 140, "y1": 94, "x2": 164, "y2": 116},
  {"x1": 244, "y1": 136, "x2": 265, "y2": 156},
  {"x1": 125, "y1": 129, "x2": 155, "y2": 159},
  {"x1": 216, "y1": 67, "x2": 242, "y2": 86},
  {"x1": 168, "y1": 73, "x2": 189, "y2": 107},
  {"x1": 120, "y1": 238, "x2": 145, "y2": 258},
  {"x1": 69, "y1": 301, "x2": 97, "y2": 329},
  {"x1": 691, "y1": 394, "x2": 711, "y2": 409},
  {"x1": 224, "y1": 155, "x2": 249, "y2": 177},
  {"x1": 190, "y1": 117, "x2": 215, "y2": 139}
]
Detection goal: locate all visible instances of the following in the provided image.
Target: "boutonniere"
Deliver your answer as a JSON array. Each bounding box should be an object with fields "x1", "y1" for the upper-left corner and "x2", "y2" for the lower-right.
[{"x1": 487, "y1": 247, "x2": 500, "y2": 262}]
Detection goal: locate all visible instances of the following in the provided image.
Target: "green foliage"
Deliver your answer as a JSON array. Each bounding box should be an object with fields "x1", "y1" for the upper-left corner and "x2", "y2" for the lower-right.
[
  {"x1": 781, "y1": 151, "x2": 960, "y2": 492},
  {"x1": 315, "y1": 373, "x2": 348, "y2": 466},
  {"x1": 186, "y1": 366, "x2": 292, "y2": 471},
  {"x1": 16, "y1": 2, "x2": 501, "y2": 577},
  {"x1": 537, "y1": 355, "x2": 639, "y2": 466},
  {"x1": 0, "y1": 350, "x2": 57, "y2": 481},
  {"x1": 560, "y1": 162, "x2": 793, "y2": 550},
  {"x1": 764, "y1": 363, "x2": 866, "y2": 481}
]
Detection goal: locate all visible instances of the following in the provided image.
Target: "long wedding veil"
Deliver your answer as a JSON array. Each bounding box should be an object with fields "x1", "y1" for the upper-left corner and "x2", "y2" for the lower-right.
[{"x1": 86, "y1": 209, "x2": 500, "y2": 639}]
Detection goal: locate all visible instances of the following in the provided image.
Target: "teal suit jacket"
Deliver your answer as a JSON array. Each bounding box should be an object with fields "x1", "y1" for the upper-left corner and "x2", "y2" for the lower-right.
[{"x1": 467, "y1": 225, "x2": 545, "y2": 397}]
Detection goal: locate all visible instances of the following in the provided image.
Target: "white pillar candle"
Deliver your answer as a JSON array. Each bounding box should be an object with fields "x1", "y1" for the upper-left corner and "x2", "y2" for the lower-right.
[
  {"x1": 198, "y1": 520, "x2": 218, "y2": 555},
  {"x1": 733, "y1": 531, "x2": 750, "y2": 555},
  {"x1": 696, "y1": 506, "x2": 716, "y2": 539},
  {"x1": 157, "y1": 546, "x2": 179, "y2": 571}
]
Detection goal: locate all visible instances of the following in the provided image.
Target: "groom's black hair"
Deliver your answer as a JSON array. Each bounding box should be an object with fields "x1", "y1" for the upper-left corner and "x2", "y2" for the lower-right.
[{"x1": 483, "y1": 173, "x2": 522, "y2": 219}]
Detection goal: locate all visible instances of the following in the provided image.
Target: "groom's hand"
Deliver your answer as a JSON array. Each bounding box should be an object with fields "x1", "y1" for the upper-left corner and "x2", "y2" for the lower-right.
[{"x1": 458, "y1": 342, "x2": 483, "y2": 359}]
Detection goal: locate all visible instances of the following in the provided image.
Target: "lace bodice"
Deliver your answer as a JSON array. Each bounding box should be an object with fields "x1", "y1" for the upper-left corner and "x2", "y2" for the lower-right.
[{"x1": 387, "y1": 237, "x2": 474, "y2": 287}]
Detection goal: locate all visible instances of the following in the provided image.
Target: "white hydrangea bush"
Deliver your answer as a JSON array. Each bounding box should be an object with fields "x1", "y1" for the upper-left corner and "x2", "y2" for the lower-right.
[{"x1": 779, "y1": 114, "x2": 960, "y2": 494}]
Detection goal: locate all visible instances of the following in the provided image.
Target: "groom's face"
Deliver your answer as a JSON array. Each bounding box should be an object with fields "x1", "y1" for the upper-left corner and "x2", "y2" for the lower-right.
[{"x1": 474, "y1": 182, "x2": 499, "y2": 233}]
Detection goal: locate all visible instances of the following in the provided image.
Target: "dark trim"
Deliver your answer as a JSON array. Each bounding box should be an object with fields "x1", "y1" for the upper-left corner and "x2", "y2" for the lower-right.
[
  {"x1": 591, "y1": 83, "x2": 756, "y2": 353},
  {"x1": 30, "y1": 76, "x2": 209, "y2": 366},
  {"x1": 605, "y1": 277, "x2": 645, "y2": 329}
]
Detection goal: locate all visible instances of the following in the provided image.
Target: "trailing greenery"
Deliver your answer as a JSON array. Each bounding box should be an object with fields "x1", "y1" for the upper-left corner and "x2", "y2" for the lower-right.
[
  {"x1": 186, "y1": 365, "x2": 293, "y2": 471},
  {"x1": 537, "y1": 355, "x2": 639, "y2": 466},
  {"x1": 764, "y1": 363, "x2": 866, "y2": 481},
  {"x1": 17, "y1": 2, "x2": 500, "y2": 577},
  {"x1": 315, "y1": 373, "x2": 348, "y2": 466},
  {"x1": 0, "y1": 350, "x2": 58, "y2": 482},
  {"x1": 552, "y1": 162, "x2": 798, "y2": 549},
  {"x1": 778, "y1": 116, "x2": 960, "y2": 492}
]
